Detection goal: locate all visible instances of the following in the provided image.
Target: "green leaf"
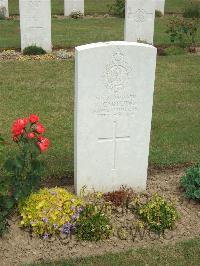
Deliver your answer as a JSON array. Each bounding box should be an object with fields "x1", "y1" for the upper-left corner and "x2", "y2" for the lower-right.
[
  {"x1": 4, "y1": 159, "x2": 16, "y2": 172},
  {"x1": 4, "y1": 199, "x2": 14, "y2": 210},
  {"x1": 195, "y1": 178, "x2": 200, "y2": 186},
  {"x1": 194, "y1": 190, "x2": 200, "y2": 199}
]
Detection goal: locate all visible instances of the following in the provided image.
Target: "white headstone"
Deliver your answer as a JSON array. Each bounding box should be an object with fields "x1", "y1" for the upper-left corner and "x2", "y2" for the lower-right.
[
  {"x1": 75, "y1": 41, "x2": 157, "y2": 194},
  {"x1": 64, "y1": 0, "x2": 84, "y2": 16},
  {"x1": 155, "y1": 0, "x2": 165, "y2": 14},
  {"x1": 0, "y1": 0, "x2": 9, "y2": 17},
  {"x1": 124, "y1": 0, "x2": 155, "y2": 44},
  {"x1": 19, "y1": 0, "x2": 52, "y2": 52}
]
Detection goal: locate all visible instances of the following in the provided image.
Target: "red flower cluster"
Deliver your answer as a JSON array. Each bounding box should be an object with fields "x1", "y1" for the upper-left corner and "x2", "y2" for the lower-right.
[
  {"x1": 11, "y1": 114, "x2": 49, "y2": 152},
  {"x1": 12, "y1": 118, "x2": 28, "y2": 137}
]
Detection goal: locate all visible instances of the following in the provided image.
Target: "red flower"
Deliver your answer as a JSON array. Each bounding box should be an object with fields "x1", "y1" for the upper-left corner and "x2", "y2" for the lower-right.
[
  {"x1": 12, "y1": 118, "x2": 28, "y2": 137},
  {"x1": 23, "y1": 118, "x2": 28, "y2": 126},
  {"x1": 27, "y1": 132, "x2": 35, "y2": 139},
  {"x1": 29, "y1": 114, "x2": 39, "y2": 124},
  {"x1": 37, "y1": 136, "x2": 49, "y2": 152},
  {"x1": 36, "y1": 123, "x2": 45, "y2": 134},
  {"x1": 37, "y1": 135, "x2": 43, "y2": 142}
]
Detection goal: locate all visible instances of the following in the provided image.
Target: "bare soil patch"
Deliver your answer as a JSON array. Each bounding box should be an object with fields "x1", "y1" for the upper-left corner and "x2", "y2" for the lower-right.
[{"x1": 0, "y1": 167, "x2": 200, "y2": 266}]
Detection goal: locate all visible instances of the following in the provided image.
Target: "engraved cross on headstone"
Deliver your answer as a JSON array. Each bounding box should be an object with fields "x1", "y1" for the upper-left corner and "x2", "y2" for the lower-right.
[{"x1": 98, "y1": 121, "x2": 130, "y2": 170}]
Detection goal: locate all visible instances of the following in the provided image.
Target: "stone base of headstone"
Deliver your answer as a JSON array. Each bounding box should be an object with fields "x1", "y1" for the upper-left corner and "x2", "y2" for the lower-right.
[{"x1": 64, "y1": 0, "x2": 84, "y2": 17}]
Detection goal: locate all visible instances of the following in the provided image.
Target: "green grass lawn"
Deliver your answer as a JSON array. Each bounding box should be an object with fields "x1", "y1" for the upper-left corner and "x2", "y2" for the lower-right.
[
  {"x1": 8, "y1": 0, "x2": 190, "y2": 15},
  {"x1": 9, "y1": 0, "x2": 115, "y2": 15},
  {"x1": 0, "y1": 54, "x2": 199, "y2": 178},
  {"x1": 33, "y1": 238, "x2": 200, "y2": 265},
  {"x1": 165, "y1": 0, "x2": 190, "y2": 13},
  {"x1": 0, "y1": 16, "x2": 199, "y2": 50}
]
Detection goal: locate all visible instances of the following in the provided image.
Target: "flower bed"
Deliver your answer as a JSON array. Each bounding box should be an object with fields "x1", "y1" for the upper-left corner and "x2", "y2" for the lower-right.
[
  {"x1": 0, "y1": 115, "x2": 199, "y2": 265},
  {"x1": 0, "y1": 49, "x2": 74, "y2": 61},
  {"x1": 1, "y1": 168, "x2": 200, "y2": 266}
]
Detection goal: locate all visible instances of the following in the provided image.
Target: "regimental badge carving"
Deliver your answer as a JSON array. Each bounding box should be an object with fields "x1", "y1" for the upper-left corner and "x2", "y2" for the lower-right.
[
  {"x1": 134, "y1": 9, "x2": 146, "y2": 22},
  {"x1": 127, "y1": 8, "x2": 153, "y2": 23},
  {"x1": 104, "y1": 49, "x2": 132, "y2": 94},
  {"x1": 94, "y1": 48, "x2": 137, "y2": 117}
]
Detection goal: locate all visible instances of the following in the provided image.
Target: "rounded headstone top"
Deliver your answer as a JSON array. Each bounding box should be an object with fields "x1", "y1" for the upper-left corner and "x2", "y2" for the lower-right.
[{"x1": 75, "y1": 41, "x2": 156, "y2": 52}]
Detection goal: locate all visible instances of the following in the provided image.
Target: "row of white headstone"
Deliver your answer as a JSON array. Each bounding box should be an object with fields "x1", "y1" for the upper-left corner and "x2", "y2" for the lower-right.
[
  {"x1": 18, "y1": 0, "x2": 164, "y2": 53},
  {"x1": 64, "y1": 0, "x2": 165, "y2": 16},
  {"x1": 1, "y1": 0, "x2": 159, "y2": 194},
  {"x1": 0, "y1": 0, "x2": 165, "y2": 18},
  {"x1": 74, "y1": 1, "x2": 161, "y2": 194},
  {"x1": 0, "y1": 0, "x2": 84, "y2": 18},
  {"x1": 20, "y1": 1, "x2": 158, "y2": 195}
]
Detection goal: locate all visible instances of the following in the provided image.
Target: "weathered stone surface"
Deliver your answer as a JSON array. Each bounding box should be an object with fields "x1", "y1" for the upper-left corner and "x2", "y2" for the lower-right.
[
  {"x1": 155, "y1": 0, "x2": 165, "y2": 14},
  {"x1": 64, "y1": 0, "x2": 84, "y2": 16},
  {"x1": 0, "y1": 0, "x2": 9, "y2": 17},
  {"x1": 19, "y1": 0, "x2": 52, "y2": 52},
  {"x1": 124, "y1": 0, "x2": 155, "y2": 44},
  {"x1": 75, "y1": 41, "x2": 157, "y2": 194}
]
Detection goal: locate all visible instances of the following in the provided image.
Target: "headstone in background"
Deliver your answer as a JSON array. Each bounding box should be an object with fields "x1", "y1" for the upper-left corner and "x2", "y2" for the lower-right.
[
  {"x1": 19, "y1": 0, "x2": 52, "y2": 52},
  {"x1": 0, "y1": 0, "x2": 9, "y2": 17},
  {"x1": 155, "y1": 0, "x2": 165, "y2": 15},
  {"x1": 75, "y1": 41, "x2": 157, "y2": 194},
  {"x1": 64, "y1": 0, "x2": 84, "y2": 17},
  {"x1": 124, "y1": 0, "x2": 155, "y2": 44}
]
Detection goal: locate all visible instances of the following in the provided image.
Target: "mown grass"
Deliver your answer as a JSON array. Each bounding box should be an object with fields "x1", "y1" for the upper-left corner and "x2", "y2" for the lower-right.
[
  {"x1": 0, "y1": 60, "x2": 74, "y2": 177},
  {"x1": 0, "y1": 16, "x2": 199, "y2": 50},
  {"x1": 150, "y1": 54, "x2": 200, "y2": 167},
  {"x1": 165, "y1": 0, "x2": 190, "y2": 13},
  {"x1": 9, "y1": 0, "x2": 115, "y2": 15},
  {"x1": 8, "y1": 0, "x2": 190, "y2": 15},
  {"x1": 31, "y1": 238, "x2": 200, "y2": 265},
  {"x1": 0, "y1": 54, "x2": 199, "y2": 178}
]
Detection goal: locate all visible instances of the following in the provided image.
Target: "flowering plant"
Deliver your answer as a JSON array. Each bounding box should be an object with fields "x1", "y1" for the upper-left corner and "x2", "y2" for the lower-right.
[
  {"x1": 167, "y1": 16, "x2": 200, "y2": 46},
  {"x1": 4, "y1": 114, "x2": 49, "y2": 201},
  {"x1": 135, "y1": 194, "x2": 178, "y2": 233},
  {"x1": 19, "y1": 188, "x2": 83, "y2": 238},
  {"x1": 75, "y1": 203, "x2": 113, "y2": 241}
]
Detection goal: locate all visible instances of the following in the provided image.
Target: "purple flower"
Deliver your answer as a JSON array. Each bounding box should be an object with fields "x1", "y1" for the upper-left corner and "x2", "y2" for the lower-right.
[
  {"x1": 42, "y1": 217, "x2": 48, "y2": 223},
  {"x1": 71, "y1": 213, "x2": 79, "y2": 221},
  {"x1": 71, "y1": 205, "x2": 75, "y2": 210},
  {"x1": 78, "y1": 207, "x2": 83, "y2": 213},
  {"x1": 61, "y1": 222, "x2": 73, "y2": 235},
  {"x1": 49, "y1": 191, "x2": 57, "y2": 196},
  {"x1": 43, "y1": 233, "x2": 49, "y2": 239}
]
